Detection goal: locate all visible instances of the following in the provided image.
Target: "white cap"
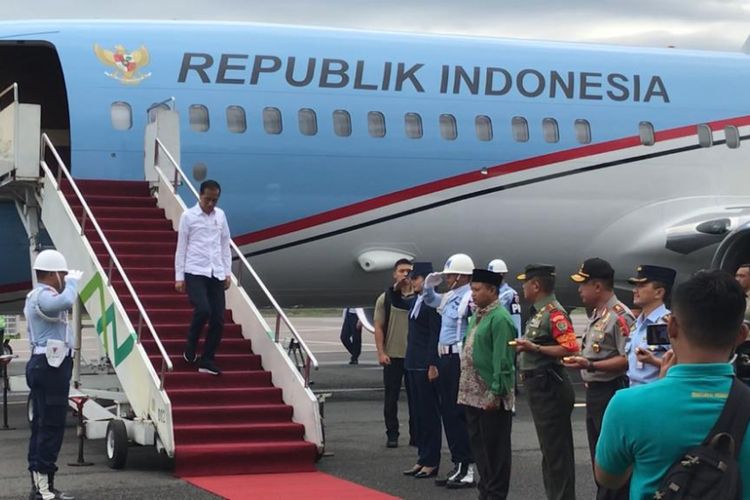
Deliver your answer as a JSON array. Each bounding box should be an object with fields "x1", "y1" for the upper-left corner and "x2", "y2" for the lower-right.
[
  {"x1": 33, "y1": 250, "x2": 68, "y2": 272},
  {"x1": 442, "y1": 254, "x2": 474, "y2": 275},
  {"x1": 488, "y1": 259, "x2": 509, "y2": 274}
]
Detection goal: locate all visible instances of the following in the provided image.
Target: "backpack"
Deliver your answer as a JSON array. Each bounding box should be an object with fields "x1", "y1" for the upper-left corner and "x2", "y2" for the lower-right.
[{"x1": 653, "y1": 378, "x2": 750, "y2": 500}]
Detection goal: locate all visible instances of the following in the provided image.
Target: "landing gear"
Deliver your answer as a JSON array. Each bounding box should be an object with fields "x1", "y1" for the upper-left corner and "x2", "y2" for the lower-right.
[{"x1": 105, "y1": 419, "x2": 128, "y2": 469}]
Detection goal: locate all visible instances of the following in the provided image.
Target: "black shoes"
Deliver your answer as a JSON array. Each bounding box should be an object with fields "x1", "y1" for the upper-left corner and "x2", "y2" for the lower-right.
[
  {"x1": 402, "y1": 465, "x2": 422, "y2": 476},
  {"x1": 183, "y1": 347, "x2": 197, "y2": 364},
  {"x1": 435, "y1": 464, "x2": 460, "y2": 486},
  {"x1": 198, "y1": 360, "x2": 222, "y2": 376},
  {"x1": 386, "y1": 436, "x2": 398, "y2": 448},
  {"x1": 414, "y1": 467, "x2": 438, "y2": 479},
  {"x1": 446, "y1": 463, "x2": 476, "y2": 489},
  {"x1": 436, "y1": 463, "x2": 475, "y2": 487},
  {"x1": 348, "y1": 357, "x2": 359, "y2": 365}
]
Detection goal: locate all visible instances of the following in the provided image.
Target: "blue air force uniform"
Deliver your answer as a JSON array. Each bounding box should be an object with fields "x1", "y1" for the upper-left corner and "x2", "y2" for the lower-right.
[
  {"x1": 398, "y1": 262, "x2": 443, "y2": 469},
  {"x1": 25, "y1": 272, "x2": 78, "y2": 479},
  {"x1": 626, "y1": 265, "x2": 676, "y2": 386},
  {"x1": 498, "y1": 283, "x2": 522, "y2": 338},
  {"x1": 422, "y1": 282, "x2": 474, "y2": 469}
]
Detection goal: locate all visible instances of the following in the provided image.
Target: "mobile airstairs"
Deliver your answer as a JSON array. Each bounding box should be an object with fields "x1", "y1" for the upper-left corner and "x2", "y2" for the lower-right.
[{"x1": 0, "y1": 84, "x2": 323, "y2": 476}]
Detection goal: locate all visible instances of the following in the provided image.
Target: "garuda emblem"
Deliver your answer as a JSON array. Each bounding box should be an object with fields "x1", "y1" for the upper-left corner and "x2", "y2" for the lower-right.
[{"x1": 94, "y1": 44, "x2": 151, "y2": 84}]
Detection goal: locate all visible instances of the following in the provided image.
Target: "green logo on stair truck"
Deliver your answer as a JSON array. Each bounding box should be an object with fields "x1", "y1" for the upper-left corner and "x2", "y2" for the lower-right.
[{"x1": 79, "y1": 273, "x2": 135, "y2": 367}]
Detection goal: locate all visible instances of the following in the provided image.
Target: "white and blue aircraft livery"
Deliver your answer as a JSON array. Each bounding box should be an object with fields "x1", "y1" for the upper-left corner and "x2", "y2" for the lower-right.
[{"x1": 0, "y1": 20, "x2": 749, "y2": 309}]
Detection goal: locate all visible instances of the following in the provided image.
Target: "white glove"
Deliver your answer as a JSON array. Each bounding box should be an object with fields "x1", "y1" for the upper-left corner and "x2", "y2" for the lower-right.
[
  {"x1": 424, "y1": 272, "x2": 443, "y2": 288},
  {"x1": 65, "y1": 270, "x2": 84, "y2": 283}
]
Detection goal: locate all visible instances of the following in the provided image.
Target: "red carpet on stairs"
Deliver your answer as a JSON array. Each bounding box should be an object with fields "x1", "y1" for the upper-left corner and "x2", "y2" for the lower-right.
[
  {"x1": 63, "y1": 179, "x2": 318, "y2": 476},
  {"x1": 184, "y1": 472, "x2": 399, "y2": 500}
]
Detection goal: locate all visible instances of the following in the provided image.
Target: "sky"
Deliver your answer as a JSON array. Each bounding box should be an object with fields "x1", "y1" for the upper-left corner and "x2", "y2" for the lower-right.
[{"x1": 2, "y1": 0, "x2": 750, "y2": 52}]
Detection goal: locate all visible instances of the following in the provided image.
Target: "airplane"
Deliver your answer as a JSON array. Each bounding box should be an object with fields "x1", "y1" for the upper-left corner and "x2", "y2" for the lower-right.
[{"x1": 1, "y1": 19, "x2": 750, "y2": 312}]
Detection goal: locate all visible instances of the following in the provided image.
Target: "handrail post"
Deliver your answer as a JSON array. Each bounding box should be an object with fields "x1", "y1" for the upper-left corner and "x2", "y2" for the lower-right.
[
  {"x1": 275, "y1": 313, "x2": 281, "y2": 343},
  {"x1": 80, "y1": 210, "x2": 88, "y2": 236}
]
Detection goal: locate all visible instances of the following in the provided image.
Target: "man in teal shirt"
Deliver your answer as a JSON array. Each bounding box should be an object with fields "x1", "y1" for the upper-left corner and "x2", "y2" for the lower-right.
[{"x1": 595, "y1": 270, "x2": 750, "y2": 499}]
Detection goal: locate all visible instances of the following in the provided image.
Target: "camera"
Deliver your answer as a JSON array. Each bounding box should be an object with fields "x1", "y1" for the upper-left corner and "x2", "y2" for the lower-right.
[{"x1": 646, "y1": 324, "x2": 670, "y2": 346}]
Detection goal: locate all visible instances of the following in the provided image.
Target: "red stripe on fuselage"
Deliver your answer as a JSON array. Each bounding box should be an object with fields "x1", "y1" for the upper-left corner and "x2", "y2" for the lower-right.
[{"x1": 234, "y1": 114, "x2": 750, "y2": 246}]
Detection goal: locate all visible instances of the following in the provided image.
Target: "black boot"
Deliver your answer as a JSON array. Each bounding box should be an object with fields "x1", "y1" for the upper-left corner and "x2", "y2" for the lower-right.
[
  {"x1": 48, "y1": 473, "x2": 75, "y2": 500},
  {"x1": 28, "y1": 471, "x2": 40, "y2": 500}
]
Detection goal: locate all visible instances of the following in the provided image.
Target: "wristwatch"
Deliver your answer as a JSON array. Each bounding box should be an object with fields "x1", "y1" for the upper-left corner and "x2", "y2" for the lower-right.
[{"x1": 586, "y1": 359, "x2": 596, "y2": 372}]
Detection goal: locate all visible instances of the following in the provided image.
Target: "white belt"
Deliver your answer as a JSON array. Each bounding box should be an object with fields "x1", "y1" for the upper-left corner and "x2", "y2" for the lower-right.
[
  {"x1": 439, "y1": 342, "x2": 463, "y2": 356},
  {"x1": 32, "y1": 346, "x2": 72, "y2": 356}
]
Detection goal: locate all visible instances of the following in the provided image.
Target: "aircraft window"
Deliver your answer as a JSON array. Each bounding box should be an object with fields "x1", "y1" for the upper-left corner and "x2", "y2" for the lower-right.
[
  {"x1": 226, "y1": 106, "x2": 247, "y2": 134},
  {"x1": 189, "y1": 105, "x2": 210, "y2": 132},
  {"x1": 697, "y1": 124, "x2": 713, "y2": 148},
  {"x1": 110, "y1": 102, "x2": 132, "y2": 131},
  {"x1": 263, "y1": 107, "x2": 283, "y2": 135},
  {"x1": 543, "y1": 118, "x2": 559, "y2": 143},
  {"x1": 299, "y1": 108, "x2": 318, "y2": 136},
  {"x1": 368, "y1": 111, "x2": 386, "y2": 138},
  {"x1": 512, "y1": 116, "x2": 529, "y2": 142},
  {"x1": 725, "y1": 126, "x2": 741, "y2": 149},
  {"x1": 639, "y1": 121, "x2": 655, "y2": 146},
  {"x1": 405, "y1": 113, "x2": 423, "y2": 139},
  {"x1": 333, "y1": 110, "x2": 352, "y2": 137},
  {"x1": 439, "y1": 114, "x2": 458, "y2": 141},
  {"x1": 575, "y1": 119, "x2": 592, "y2": 144},
  {"x1": 475, "y1": 115, "x2": 493, "y2": 141}
]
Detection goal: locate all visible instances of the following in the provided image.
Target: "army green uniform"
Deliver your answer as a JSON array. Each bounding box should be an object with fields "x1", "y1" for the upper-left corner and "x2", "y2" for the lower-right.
[
  {"x1": 519, "y1": 294, "x2": 577, "y2": 500},
  {"x1": 580, "y1": 294, "x2": 635, "y2": 500}
]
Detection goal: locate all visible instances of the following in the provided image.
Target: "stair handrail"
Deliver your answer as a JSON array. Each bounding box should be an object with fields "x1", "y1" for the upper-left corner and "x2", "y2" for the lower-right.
[
  {"x1": 0, "y1": 83, "x2": 20, "y2": 166},
  {"x1": 154, "y1": 138, "x2": 319, "y2": 386},
  {"x1": 39, "y1": 133, "x2": 174, "y2": 388},
  {"x1": 0, "y1": 82, "x2": 19, "y2": 107}
]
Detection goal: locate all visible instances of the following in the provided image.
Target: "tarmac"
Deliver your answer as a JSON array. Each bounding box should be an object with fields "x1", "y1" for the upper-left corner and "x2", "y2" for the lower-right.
[{"x1": 0, "y1": 313, "x2": 596, "y2": 499}]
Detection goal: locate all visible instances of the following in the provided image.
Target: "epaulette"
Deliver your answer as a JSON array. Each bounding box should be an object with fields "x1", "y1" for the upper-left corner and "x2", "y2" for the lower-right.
[{"x1": 612, "y1": 303, "x2": 632, "y2": 336}]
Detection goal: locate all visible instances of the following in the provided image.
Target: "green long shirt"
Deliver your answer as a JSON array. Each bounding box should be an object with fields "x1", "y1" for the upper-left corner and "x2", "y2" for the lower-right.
[{"x1": 466, "y1": 305, "x2": 516, "y2": 397}]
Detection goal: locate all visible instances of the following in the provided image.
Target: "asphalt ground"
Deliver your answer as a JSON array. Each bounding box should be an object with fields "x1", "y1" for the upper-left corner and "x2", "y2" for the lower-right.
[{"x1": 0, "y1": 313, "x2": 597, "y2": 499}]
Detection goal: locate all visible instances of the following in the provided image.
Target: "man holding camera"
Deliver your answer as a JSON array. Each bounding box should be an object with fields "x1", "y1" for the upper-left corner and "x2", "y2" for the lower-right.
[{"x1": 626, "y1": 265, "x2": 676, "y2": 386}]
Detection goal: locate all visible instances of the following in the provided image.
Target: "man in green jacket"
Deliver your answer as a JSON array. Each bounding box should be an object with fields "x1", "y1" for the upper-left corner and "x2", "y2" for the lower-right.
[{"x1": 458, "y1": 269, "x2": 516, "y2": 500}]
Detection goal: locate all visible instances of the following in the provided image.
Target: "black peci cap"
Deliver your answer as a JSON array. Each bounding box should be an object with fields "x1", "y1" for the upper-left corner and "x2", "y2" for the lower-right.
[
  {"x1": 409, "y1": 262, "x2": 434, "y2": 279},
  {"x1": 472, "y1": 268, "x2": 503, "y2": 287}
]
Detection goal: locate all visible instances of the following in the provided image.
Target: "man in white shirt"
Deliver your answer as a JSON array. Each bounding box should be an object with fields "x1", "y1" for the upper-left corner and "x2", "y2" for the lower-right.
[{"x1": 174, "y1": 179, "x2": 232, "y2": 376}]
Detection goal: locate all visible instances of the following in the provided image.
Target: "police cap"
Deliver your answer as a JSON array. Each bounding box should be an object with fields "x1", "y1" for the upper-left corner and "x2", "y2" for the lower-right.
[{"x1": 570, "y1": 257, "x2": 614, "y2": 283}]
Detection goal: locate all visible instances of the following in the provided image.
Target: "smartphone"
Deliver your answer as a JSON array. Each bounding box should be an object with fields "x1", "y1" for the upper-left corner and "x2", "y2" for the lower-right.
[{"x1": 646, "y1": 324, "x2": 670, "y2": 345}]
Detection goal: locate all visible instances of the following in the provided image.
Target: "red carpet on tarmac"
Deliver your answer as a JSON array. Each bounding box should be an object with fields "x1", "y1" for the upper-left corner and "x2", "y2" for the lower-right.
[{"x1": 183, "y1": 472, "x2": 399, "y2": 500}]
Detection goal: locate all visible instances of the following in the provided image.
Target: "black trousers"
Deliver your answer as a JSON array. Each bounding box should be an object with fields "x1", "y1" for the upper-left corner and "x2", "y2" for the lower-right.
[
  {"x1": 586, "y1": 376, "x2": 630, "y2": 500},
  {"x1": 465, "y1": 406, "x2": 512, "y2": 500},
  {"x1": 383, "y1": 357, "x2": 415, "y2": 441},
  {"x1": 525, "y1": 367, "x2": 576, "y2": 500},
  {"x1": 27, "y1": 355, "x2": 72, "y2": 474},
  {"x1": 406, "y1": 370, "x2": 442, "y2": 467},
  {"x1": 436, "y1": 354, "x2": 473, "y2": 464},
  {"x1": 185, "y1": 273, "x2": 225, "y2": 363},
  {"x1": 339, "y1": 311, "x2": 361, "y2": 360}
]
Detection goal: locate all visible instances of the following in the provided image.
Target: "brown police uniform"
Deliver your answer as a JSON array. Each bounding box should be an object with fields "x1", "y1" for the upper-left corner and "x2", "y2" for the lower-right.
[{"x1": 572, "y1": 259, "x2": 635, "y2": 500}]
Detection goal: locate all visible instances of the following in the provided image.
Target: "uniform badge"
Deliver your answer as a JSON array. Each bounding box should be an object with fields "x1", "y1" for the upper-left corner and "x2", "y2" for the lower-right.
[
  {"x1": 556, "y1": 320, "x2": 568, "y2": 332},
  {"x1": 592, "y1": 342, "x2": 601, "y2": 353}
]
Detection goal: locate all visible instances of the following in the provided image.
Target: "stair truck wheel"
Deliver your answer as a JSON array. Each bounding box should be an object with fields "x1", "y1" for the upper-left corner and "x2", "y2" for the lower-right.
[{"x1": 106, "y1": 419, "x2": 129, "y2": 469}]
